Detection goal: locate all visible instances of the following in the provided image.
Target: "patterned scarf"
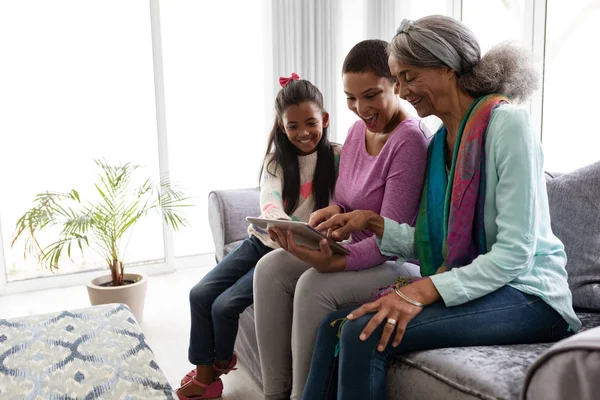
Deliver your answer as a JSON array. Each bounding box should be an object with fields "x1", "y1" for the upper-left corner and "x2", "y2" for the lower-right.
[{"x1": 415, "y1": 94, "x2": 508, "y2": 276}]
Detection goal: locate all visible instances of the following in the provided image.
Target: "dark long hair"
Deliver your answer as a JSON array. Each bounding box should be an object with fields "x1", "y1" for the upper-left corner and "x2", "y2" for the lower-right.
[{"x1": 260, "y1": 79, "x2": 337, "y2": 216}]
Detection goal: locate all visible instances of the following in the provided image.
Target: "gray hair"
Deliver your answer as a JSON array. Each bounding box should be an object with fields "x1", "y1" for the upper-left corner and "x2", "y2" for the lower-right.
[{"x1": 389, "y1": 15, "x2": 539, "y2": 103}]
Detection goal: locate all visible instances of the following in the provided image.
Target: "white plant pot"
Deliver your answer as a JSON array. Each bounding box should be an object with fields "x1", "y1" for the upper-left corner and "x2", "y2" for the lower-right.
[{"x1": 86, "y1": 273, "x2": 148, "y2": 322}]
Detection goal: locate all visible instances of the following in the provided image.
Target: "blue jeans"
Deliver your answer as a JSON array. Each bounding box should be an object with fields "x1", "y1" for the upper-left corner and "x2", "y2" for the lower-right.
[
  {"x1": 188, "y1": 235, "x2": 272, "y2": 365},
  {"x1": 302, "y1": 286, "x2": 570, "y2": 400}
]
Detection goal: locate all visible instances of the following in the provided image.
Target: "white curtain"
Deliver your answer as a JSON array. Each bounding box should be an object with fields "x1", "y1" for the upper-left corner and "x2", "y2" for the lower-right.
[
  {"x1": 365, "y1": 0, "x2": 399, "y2": 40},
  {"x1": 272, "y1": 0, "x2": 342, "y2": 141}
]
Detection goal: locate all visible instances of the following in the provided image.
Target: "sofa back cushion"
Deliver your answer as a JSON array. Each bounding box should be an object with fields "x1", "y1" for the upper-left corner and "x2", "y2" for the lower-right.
[{"x1": 546, "y1": 161, "x2": 600, "y2": 310}]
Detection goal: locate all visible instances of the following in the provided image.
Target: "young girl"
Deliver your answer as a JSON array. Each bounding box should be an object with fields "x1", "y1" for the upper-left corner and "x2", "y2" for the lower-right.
[
  {"x1": 253, "y1": 40, "x2": 430, "y2": 400},
  {"x1": 176, "y1": 75, "x2": 340, "y2": 400}
]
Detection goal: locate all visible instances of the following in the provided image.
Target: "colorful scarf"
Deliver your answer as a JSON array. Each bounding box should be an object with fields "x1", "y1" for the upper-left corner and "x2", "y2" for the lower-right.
[{"x1": 415, "y1": 94, "x2": 508, "y2": 276}]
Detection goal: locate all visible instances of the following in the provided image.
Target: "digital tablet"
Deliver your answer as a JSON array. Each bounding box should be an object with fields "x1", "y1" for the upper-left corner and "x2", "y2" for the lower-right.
[{"x1": 246, "y1": 217, "x2": 350, "y2": 255}]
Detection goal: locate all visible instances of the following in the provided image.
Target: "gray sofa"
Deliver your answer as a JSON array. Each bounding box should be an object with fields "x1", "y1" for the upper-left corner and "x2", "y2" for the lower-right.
[{"x1": 207, "y1": 161, "x2": 600, "y2": 400}]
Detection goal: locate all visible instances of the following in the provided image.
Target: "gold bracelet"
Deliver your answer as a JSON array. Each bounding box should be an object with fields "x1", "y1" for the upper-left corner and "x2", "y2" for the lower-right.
[{"x1": 394, "y1": 288, "x2": 425, "y2": 308}]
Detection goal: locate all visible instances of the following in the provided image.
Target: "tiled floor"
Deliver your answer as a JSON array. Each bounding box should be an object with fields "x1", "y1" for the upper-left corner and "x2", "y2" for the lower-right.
[{"x1": 0, "y1": 267, "x2": 264, "y2": 400}]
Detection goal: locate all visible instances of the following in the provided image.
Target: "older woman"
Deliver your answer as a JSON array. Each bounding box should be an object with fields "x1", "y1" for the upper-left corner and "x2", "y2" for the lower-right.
[{"x1": 301, "y1": 15, "x2": 581, "y2": 400}]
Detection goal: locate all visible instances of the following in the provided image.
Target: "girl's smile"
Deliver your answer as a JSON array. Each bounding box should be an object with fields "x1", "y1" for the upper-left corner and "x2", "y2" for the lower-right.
[{"x1": 280, "y1": 101, "x2": 329, "y2": 155}]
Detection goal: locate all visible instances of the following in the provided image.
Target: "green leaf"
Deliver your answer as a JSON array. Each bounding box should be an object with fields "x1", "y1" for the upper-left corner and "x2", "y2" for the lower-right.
[{"x1": 11, "y1": 158, "x2": 193, "y2": 281}]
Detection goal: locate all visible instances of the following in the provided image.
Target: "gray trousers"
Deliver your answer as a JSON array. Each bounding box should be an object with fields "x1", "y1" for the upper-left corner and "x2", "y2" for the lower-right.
[{"x1": 253, "y1": 248, "x2": 420, "y2": 400}]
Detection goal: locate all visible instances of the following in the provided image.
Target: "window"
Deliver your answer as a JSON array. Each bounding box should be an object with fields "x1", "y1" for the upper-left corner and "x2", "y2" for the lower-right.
[
  {"x1": 0, "y1": 1, "x2": 163, "y2": 282},
  {"x1": 397, "y1": 0, "x2": 450, "y2": 22},
  {"x1": 541, "y1": 0, "x2": 600, "y2": 172},
  {"x1": 462, "y1": 0, "x2": 530, "y2": 54}
]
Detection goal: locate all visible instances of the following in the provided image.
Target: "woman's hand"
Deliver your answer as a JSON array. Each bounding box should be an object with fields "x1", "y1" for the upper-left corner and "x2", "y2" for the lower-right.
[
  {"x1": 347, "y1": 278, "x2": 440, "y2": 351},
  {"x1": 346, "y1": 287, "x2": 423, "y2": 351},
  {"x1": 315, "y1": 210, "x2": 384, "y2": 241},
  {"x1": 268, "y1": 227, "x2": 344, "y2": 272},
  {"x1": 308, "y1": 205, "x2": 343, "y2": 230}
]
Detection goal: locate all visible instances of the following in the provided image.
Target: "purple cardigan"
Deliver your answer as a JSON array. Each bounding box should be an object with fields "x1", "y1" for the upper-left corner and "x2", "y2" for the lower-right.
[{"x1": 335, "y1": 118, "x2": 429, "y2": 271}]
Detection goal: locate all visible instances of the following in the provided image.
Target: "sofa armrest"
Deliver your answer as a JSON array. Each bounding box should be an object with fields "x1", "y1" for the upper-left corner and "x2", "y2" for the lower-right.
[
  {"x1": 522, "y1": 326, "x2": 600, "y2": 400},
  {"x1": 208, "y1": 187, "x2": 260, "y2": 262}
]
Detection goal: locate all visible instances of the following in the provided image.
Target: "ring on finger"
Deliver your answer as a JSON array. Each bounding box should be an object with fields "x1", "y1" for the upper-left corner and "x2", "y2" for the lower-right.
[{"x1": 386, "y1": 318, "x2": 397, "y2": 326}]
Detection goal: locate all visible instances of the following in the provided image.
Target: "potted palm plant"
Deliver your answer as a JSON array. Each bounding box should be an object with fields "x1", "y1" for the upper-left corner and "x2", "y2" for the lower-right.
[{"x1": 11, "y1": 159, "x2": 190, "y2": 321}]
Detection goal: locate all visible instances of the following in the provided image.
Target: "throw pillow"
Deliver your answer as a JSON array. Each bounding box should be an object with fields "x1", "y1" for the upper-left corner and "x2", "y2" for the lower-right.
[{"x1": 546, "y1": 161, "x2": 600, "y2": 310}]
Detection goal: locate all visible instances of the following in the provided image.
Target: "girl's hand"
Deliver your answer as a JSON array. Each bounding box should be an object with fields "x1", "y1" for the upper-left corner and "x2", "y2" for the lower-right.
[
  {"x1": 316, "y1": 210, "x2": 383, "y2": 241},
  {"x1": 269, "y1": 227, "x2": 343, "y2": 272},
  {"x1": 346, "y1": 289, "x2": 423, "y2": 352},
  {"x1": 308, "y1": 205, "x2": 343, "y2": 230}
]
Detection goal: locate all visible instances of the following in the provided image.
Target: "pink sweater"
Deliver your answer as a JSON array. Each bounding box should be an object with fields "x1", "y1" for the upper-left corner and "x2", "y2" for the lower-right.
[{"x1": 335, "y1": 118, "x2": 429, "y2": 271}]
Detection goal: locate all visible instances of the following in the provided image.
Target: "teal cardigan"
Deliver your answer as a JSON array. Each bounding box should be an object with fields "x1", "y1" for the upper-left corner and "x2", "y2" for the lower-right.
[{"x1": 377, "y1": 104, "x2": 581, "y2": 331}]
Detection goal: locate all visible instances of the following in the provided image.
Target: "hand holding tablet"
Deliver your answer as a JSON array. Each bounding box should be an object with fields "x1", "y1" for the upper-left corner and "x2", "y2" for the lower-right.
[{"x1": 246, "y1": 217, "x2": 350, "y2": 255}]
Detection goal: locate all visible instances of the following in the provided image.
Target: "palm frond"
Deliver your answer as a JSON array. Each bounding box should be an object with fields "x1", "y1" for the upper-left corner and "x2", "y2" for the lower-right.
[{"x1": 12, "y1": 159, "x2": 192, "y2": 285}]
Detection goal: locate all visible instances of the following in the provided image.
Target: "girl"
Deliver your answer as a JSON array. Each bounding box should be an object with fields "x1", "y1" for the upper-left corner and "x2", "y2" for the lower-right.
[
  {"x1": 253, "y1": 40, "x2": 430, "y2": 400},
  {"x1": 176, "y1": 74, "x2": 340, "y2": 400}
]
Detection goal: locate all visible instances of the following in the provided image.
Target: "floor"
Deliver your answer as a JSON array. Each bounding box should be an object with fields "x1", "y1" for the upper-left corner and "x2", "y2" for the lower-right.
[{"x1": 0, "y1": 267, "x2": 264, "y2": 400}]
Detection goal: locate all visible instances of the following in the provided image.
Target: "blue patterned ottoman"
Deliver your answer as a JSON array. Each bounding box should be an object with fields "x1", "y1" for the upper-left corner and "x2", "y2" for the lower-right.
[{"x1": 0, "y1": 303, "x2": 174, "y2": 399}]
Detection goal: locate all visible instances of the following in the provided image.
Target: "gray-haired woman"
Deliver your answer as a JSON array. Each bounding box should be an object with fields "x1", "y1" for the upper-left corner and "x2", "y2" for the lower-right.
[{"x1": 301, "y1": 15, "x2": 580, "y2": 400}]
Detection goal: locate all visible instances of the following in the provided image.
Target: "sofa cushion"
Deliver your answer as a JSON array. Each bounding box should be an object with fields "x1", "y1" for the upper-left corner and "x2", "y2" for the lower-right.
[
  {"x1": 208, "y1": 188, "x2": 260, "y2": 262},
  {"x1": 387, "y1": 312, "x2": 600, "y2": 400},
  {"x1": 235, "y1": 304, "x2": 264, "y2": 389},
  {"x1": 546, "y1": 161, "x2": 600, "y2": 310},
  {"x1": 389, "y1": 343, "x2": 553, "y2": 400},
  {"x1": 522, "y1": 325, "x2": 600, "y2": 400}
]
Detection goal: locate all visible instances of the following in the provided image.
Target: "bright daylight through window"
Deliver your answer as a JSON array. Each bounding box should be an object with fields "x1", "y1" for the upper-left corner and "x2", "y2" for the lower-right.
[{"x1": 0, "y1": 1, "x2": 163, "y2": 282}]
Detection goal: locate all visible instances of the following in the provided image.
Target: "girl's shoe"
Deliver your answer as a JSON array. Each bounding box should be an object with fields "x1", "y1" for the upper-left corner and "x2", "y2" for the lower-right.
[
  {"x1": 175, "y1": 377, "x2": 223, "y2": 400},
  {"x1": 180, "y1": 354, "x2": 237, "y2": 386},
  {"x1": 213, "y1": 354, "x2": 238, "y2": 376}
]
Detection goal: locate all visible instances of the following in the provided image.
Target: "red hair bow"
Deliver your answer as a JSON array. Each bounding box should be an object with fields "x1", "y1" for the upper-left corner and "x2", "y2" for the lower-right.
[{"x1": 279, "y1": 72, "x2": 300, "y2": 87}]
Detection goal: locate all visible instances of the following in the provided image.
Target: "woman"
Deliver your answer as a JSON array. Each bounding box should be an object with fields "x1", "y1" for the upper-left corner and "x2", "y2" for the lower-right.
[
  {"x1": 301, "y1": 16, "x2": 581, "y2": 400},
  {"x1": 253, "y1": 40, "x2": 429, "y2": 400}
]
